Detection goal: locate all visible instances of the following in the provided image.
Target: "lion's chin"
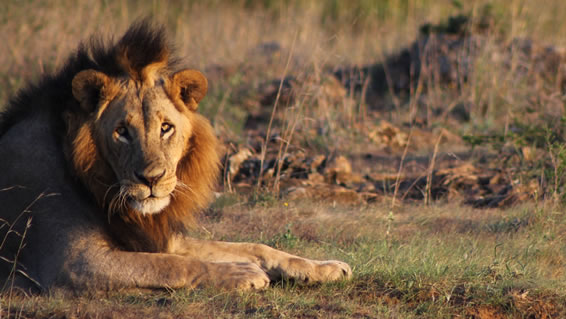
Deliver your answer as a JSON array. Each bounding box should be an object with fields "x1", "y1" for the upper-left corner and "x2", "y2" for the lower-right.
[{"x1": 129, "y1": 196, "x2": 171, "y2": 215}]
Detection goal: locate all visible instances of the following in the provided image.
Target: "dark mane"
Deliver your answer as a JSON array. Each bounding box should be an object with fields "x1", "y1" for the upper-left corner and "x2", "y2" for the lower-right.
[{"x1": 0, "y1": 18, "x2": 180, "y2": 136}]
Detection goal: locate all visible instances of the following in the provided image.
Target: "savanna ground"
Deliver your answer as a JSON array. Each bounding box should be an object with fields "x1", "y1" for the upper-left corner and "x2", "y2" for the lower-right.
[{"x1": 2, "y1": 0, "x2": 566, "y2": 318}]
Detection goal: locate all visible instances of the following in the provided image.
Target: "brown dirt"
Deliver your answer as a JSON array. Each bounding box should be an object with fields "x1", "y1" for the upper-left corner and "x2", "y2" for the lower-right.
[{"x1": 219, "y1": 13, "x2": 565, "y2": 210}]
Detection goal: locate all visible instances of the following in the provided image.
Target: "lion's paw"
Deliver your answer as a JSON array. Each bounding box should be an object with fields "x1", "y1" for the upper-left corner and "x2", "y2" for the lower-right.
[
  {"x1": 281, "y1": 258, "x2": 352, "y2": 283},
  {"x1": 311, "y1": 260, "x2": 352, "y2": 282},
  {"x1": 208, "y1": 262, "x2": 270, "y2": 290}
]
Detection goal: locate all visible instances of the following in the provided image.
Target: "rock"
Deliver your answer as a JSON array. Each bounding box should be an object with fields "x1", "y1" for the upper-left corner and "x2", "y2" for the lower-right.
[
  {"x1": 309, "y1": 155, "x2": 326, "y2": 172},
  {"x1": 368, "y1": 121, "x2": 408, "y2": 150},
  {"x1": 285, "y1": 184, "x2": 363, "y2": 204},
  {"x1": 228, "y1": 148, "x2": 253, "y2": 177},
  {"x1": 323, "y1": 155, "x2": 353, "y2": 184}
]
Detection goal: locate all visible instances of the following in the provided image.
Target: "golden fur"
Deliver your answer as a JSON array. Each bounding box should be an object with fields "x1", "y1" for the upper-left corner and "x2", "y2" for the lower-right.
[
  {"x1": 66, "y1": 89, "x2": 219, "y2": 252},
  {"x1": 0, "y1": 20, "x2": 351, "y2": 292}
]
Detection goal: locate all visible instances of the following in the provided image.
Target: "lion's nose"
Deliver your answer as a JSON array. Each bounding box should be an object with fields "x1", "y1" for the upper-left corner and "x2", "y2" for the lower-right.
[{"x1": 135, "y1": 168, "x2": 166, "y2": 187}]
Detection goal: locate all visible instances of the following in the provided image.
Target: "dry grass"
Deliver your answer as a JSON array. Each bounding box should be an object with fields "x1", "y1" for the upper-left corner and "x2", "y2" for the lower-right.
[
  {"x1": 3, "y1": 0, "x2": 566, "y2": 105},
  {"x1": 3, "y1": 197, "x2": 565, "y2": 318},
  {"x1": 3, "y1": 0, "x2": 566, "y2": 138}
]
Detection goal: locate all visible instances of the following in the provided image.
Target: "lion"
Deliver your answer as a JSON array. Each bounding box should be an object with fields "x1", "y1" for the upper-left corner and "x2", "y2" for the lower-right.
[{"x1": 0, "y1": 20, "x2": 351, "y2": 292}]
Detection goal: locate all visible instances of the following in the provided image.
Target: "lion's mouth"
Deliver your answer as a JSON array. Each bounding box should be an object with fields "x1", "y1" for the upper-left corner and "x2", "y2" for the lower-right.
[{"x1": 128, "y1": 195, "x2": 171, "y2": 215}]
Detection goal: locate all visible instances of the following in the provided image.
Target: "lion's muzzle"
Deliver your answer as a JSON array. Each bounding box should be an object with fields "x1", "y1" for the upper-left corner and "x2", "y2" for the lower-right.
[
  {"x1": 129, "y1": 195, "x2": 171, "y2": 215},
  {"x1": 123, "y1": 173, "x2": 177, "y2": 215},
  {"x1": 134, "y1": 167, "x2": 166, "y2": 188}
]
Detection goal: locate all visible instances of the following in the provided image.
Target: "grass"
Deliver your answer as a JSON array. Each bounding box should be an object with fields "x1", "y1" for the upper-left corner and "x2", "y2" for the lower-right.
[
  {"x1": 3, "y1": 198, "x2": 565, "y2": 318},
  {"x1": 2, "y1": 0, "x2": 566, "y2": 139},
  {"x1": 3, "y1": 0, "x2": 566, "y2": 317}
]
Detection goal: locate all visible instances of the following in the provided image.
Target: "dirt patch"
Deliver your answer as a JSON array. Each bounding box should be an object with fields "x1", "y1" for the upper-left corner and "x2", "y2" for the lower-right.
[
  {"x1": 215, "y1": 11, "x2": 566, "y2": 209},
  {"x1": 224, "y1": 139, "x2": 540, "y2": 208}
]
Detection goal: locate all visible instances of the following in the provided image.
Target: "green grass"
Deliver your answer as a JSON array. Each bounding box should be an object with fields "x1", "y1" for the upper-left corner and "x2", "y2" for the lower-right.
[{"x1": 3, "y1": 199, "x2": 565, "y2": 318}]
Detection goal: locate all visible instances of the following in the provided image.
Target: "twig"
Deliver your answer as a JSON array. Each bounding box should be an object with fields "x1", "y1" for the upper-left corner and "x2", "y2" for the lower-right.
[
  {"x1": 257, "y1": 30, "x2": 298, "y2": 190},
  {"x1": 273, "y1": 100, "x2": 304, "y2": 193},
  {"x1": 377, "y1": 49, "x2": 402, "y2": 116},
  {"x1": 391, "y1": 37, "x2": 429, "y2": 209},
  {"x1": 425, "y1": 131, "x2": 444, "y2": 205},
  {"x1": 391, "y1": 128, "x2": 413, "y2": 209}
]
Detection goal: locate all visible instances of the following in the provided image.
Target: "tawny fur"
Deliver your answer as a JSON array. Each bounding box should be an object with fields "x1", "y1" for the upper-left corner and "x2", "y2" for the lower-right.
[{"x1": 0, "y1": 19, "x2": 351, "y2": 293}]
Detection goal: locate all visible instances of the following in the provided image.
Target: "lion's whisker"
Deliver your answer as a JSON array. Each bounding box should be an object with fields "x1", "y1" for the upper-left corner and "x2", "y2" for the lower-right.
[
  {"x1": 173, "y1": 187, "x2": 193, "y2": 199},
  {"x1": 107, "y1": 185, "x2": 129, "y2": 221},
  {"x1": 102, "y1": 182, "x2": 121, "y2": 205},
  {"x1": 118, "y1": 186, "x2": 128, "y2": 210},
  {"x1": 107, "y1": 196, "x2": 118, "y2": 221},
  {"x1": 174, "y1": 182, "x2": 196, "y2": 198}
]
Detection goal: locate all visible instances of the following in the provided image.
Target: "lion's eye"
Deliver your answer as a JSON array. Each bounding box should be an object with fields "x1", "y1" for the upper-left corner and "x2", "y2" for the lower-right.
[
  {"x1": 116, "y1": 126, "x2": 127, "y2": 136},
  {"x1": 161, "y1": 123, "x2": 174, "y2": 136},
  {"x1": 115, "y1": 126, "x2": 130, "y2": 143}
]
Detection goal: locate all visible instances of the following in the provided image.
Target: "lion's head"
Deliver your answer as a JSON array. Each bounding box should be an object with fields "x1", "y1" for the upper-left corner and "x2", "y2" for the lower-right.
[
  {"x1": 62, "y1": 21, "x2": 220, "y2": 252},
  {"x1": 71, "y1": 68, "x2": 209, "y2": 215}
]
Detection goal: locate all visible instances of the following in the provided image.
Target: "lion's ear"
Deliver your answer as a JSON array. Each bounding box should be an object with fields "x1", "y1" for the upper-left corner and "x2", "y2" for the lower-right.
[
  {"x1": 72, "y1": 70, "x2": 117, "y2": 112},
  {"x1": 169, "y1": 69, "x2": 208, "y2": 111}
]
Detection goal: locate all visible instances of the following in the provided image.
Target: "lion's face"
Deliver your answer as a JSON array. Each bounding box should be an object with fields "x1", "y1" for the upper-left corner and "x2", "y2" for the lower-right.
[
  {"x1": 98, "y1": 82, "x2": 191, "y2": 214},
  {"x1": 71, "y1": 68, "x2": 208, "y2": 215}
]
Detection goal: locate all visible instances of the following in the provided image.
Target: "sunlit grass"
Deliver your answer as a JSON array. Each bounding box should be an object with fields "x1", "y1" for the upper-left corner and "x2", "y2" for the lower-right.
[{"x1": 3, "y1": 199, "x2": 565, "y2": 317}]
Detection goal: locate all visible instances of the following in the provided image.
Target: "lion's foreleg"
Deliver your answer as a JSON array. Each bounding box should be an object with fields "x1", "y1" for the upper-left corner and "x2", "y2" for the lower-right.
[
  {"x1": 59, "y1": 248, "x2": 269, "y2": 290},
  {"x1": 168, "y1": 236, "x2": 352, "y2": 283}
]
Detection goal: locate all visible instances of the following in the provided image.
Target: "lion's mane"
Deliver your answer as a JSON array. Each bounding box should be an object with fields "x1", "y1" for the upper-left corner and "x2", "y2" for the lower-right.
[{"x1": 0, "y1": 20, "x2": 220, "y2": 253}]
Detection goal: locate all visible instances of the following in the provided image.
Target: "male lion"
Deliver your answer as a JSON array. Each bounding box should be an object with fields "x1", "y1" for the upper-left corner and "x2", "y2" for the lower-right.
[{"x1": 0, "y1": 21, "x2": 351, "y2": 292}]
